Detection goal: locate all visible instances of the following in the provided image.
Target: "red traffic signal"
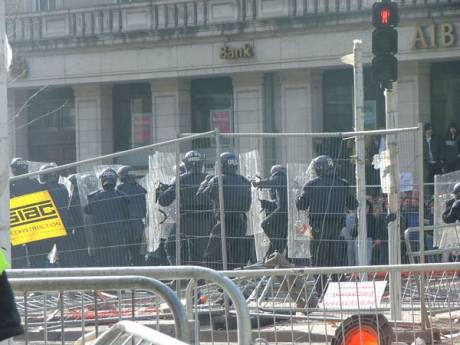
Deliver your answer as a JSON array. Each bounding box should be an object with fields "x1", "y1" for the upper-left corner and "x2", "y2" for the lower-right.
[{"x1": 372, "y1": 1, "x2": 399, "y2": 28}]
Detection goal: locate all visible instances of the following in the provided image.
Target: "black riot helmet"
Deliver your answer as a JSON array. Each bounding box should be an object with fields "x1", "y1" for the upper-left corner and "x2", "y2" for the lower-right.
[
  {"x1": 312, "y1": 155, "x2": 334, "y2": 177},
  {"x1": 220, "y1": 152, "x2": 238, "y2": 174},
  {"x1": 270, "y1": 164, "x2": 286, "y2": 176},
  {"x1": 183, "y1": 151, "x2": 204, "y2": 173},
  {"x1": 454, "y1": 183, "x2": 460, "y2": 199},
  {"x1": 117, "y1": 165, "x2": 134, "y2": 183},
  {"x1": 99, "y1": 168, "x2": 118, "y2": 188},
  {"x1": 10, "y1": 157, "x2": 28, "y2": 176},
  {"x1": 39, "y1": 163, "x2": 58, "y2": 184}
]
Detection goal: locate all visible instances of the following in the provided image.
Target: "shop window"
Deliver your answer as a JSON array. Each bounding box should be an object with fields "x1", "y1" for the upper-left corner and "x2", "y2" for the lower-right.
[
  {"x1": 431, "y1": 61, "x2": 460, "y2": 135},
  {"x1": 191, "y1": 77, "x2": 233, "y2": 164},
  {"x1": 34, "y1": 0, "x2": 57, "y2": 11},
  {"x1": 113, "y1": 83, "x2": 152, "y2": 168}
]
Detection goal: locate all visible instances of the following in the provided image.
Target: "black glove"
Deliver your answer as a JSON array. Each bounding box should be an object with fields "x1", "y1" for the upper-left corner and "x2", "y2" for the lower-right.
[
  {"x1": 251, "y1": 179, "x2": 260, "y2": 188},
  {"x1": 386, "y1": 213, "x2": 397, "y2": 223}
]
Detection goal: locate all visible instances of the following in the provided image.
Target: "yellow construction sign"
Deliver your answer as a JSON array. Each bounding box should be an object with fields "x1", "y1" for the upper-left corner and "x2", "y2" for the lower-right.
[
  {"x1": 10, "y1": 190, "x2": 67, "y2": 246},
  {"x1": 0, "y1": 250, "x2": 8, "y2": 275}
]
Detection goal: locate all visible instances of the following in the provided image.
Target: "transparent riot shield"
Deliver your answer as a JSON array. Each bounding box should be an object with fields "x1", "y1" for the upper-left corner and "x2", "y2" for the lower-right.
[
  {"x1": 146, "y1": 152, "x2": 176, "y2": 253},
  {"x1": 239, "y1": 150, "x2": 269, "y2": 261},
  {"x1": 287, "y1": 162, "x2": 312, "y2": 260},
  {"x1": 27, "y1": 160, "x2": 51, "y2": 175},
  {"x1": 434, "y1": 170, "x2": 460, "y2": 248}
]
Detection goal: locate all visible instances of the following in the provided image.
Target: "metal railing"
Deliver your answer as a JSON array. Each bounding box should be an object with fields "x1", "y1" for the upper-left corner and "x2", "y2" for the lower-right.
[
  {"x1": 9, "y1": 275, "x2": 191, "y2": 344},
  {"x1": 93, "y1": 321, "x2": 189, "y2": 345},
  {"x1": 8, "y1": 266, "x2": 253, "y2": 345},
  {"x1": 10, "y1": 263, "x2": 460, "y2": 344}
]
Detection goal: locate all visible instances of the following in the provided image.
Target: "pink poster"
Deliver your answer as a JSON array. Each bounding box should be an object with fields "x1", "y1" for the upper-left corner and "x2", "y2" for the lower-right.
[
  {"x1": 211, "y1": 110, "x2": 231, "y2": 134},
  {"x1": 132, "y1": 114, "x2": 152, "y2": 145}
]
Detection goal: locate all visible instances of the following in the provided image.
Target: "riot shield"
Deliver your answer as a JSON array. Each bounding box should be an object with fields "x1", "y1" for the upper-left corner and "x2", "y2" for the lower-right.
[
  {"x1": 146, "y1": 152, "x2": 176, "y2": 253},
  {"x1": 434, "y1": 170, "x2": 460, "y2": 248},
  {"x1": 287, "y1": 162, "x2": 312, "y2": 260},
  {"x1": 239, "y1": 150, "x2": 269, "y2": 261}
]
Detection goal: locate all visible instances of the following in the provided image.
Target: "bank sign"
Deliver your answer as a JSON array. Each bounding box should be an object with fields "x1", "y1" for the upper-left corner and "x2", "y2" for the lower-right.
[{"x1": 413, "y1": 23, "x2": 457, "y2": 49}]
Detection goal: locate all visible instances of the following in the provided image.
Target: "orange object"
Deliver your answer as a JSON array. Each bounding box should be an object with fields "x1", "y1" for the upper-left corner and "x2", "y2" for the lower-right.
[{"x1": 345, "y1": 327, "x2": 379, "y2": 345}]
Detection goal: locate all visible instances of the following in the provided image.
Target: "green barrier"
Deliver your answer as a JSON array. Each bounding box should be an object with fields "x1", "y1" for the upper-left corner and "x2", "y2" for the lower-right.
[{"x1": 0, "y1": 250, "x2": 9, "y2": 275}]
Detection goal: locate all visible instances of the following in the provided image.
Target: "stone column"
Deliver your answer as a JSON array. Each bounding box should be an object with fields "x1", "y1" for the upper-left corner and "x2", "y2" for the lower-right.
[
  {"x1": 397, "y1": 61, "x2": 430, "y2": 186},
  {"x1": 277, "y1": 69, "x2": 314, "y2": 165},
  {"x1": 8, "y1": 89, "x2": 29, "y2": 159},
  {"x1": 232, "y1": 73, "x2": 265, "y2": 170},
  {"x1": 150, "y1": 79, "x2": 191, "y2": 147},
  {"x1": 73, "y1": 84, "x2": 113, "y2": 162}
]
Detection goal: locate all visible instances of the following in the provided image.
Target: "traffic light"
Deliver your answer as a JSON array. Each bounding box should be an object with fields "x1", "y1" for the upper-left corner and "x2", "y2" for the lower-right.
[{"x1": 372, "y1": 0, "x2": 399, "y2": 88}]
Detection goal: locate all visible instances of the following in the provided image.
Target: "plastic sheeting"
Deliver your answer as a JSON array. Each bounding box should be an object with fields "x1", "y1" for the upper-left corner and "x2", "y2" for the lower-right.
[
  {"x1": 239, "y1": 150, "x2": 269, "y2": 261},
  {"x1": 287, "y1": 162, "x2": 312, "y2": 259},
  {"x1": 146, "y1": 152, "x2": 176, "y2": 253}
]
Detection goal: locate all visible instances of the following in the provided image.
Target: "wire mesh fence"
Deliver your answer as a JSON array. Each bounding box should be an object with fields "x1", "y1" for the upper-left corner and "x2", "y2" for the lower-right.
[
  {"x1": 10, "y1": 263, "x2": 460, "y2": 345},
  {"x1": 7, "y1": 127, "x2": 436, "y2": 272}
]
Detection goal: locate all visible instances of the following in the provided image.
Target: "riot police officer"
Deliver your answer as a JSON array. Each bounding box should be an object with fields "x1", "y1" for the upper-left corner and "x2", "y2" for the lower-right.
[
  {"x1": 296, "y1": 155, "x2": 358, "y2": 268},
  {"x1": 9, "y1": 158, "x2": 43, "y2": 269},
  {"x1": 84, "y1": 168, "x2": 130, "y2": 267},
  {"x1": 252, "y1": 164, "x2": 288, "y2": 257},
  {"x1": 197, "y1": 152, "x2": 252, "y2": 270},
  {"x1": 34, "y1": 163, "x2": 71, "y2": 267},
  {"x1": 9, "y1": 158, "x2": 42, "y2": 197},
  {"x1": 116, "y1": 166, "x2": 147, "y2": 266},
  {"x1": 65, "y1": 174, "x2": 88, "y2": 266},
  {"x1": 156, "y1": 151, "x2": 213, "y2": 265},
  {"x1": 443, "y1": 183, "x2": 460, "y2": 224}
]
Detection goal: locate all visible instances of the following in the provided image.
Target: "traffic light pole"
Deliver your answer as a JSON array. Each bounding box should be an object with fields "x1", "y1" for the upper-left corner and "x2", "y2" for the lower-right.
[{"x1": 384, "y1": 84, "x2": 402, "y2": 321}]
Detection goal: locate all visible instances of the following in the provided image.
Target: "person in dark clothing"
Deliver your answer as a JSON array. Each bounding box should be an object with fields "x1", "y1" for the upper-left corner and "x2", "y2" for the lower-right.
[
  {"x1": 443, "y1": 123, "x2": 460, "y2": 173},
  {"x1": 156, "y1": 151, "x2": 213, "y2": 265},
  {"x1": 197, "y1": 152, "x2": 252, "y2": 270},
  {"x1": 84, "y1": 168, "x2": 130, "y2": 267},
  {"x1": 252, "y1": 164, "x2": 288, "y2": 257},
  {"x1": 296, "y1": 155, "x2": 358, "y2": 268},
  {"x1": 9, "y1": 158, "x2": 43, "y2": 269},
  {"x1": 116, "y1": 166, "x2": 147, "y2": 266},
  {"x1": 30, "y1": 163, "x2": 71, "y2": 268},
  {"x1": 0, "y1": 272, "x2": 24, "y2": 342},
  {"x1": 443, "y1": 183, "x2": 460, "y2": 224},
  {"x1": 423, "y1": 123, "x2": 444, "y2": 196},
  {"x1": 65, "y1": 174, "x2": 89, "y2": 267}
]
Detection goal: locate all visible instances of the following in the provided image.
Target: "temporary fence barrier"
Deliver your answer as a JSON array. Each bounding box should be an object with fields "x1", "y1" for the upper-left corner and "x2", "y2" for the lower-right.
[
  {"x1": 405, "y1": 224, "x2": 460, "y2": 264},
  {"x1": 8, "y1": 265, "x2": 252, "y2": 345},
  {"x1": 92, "y1": 321, "x2": 189, "y2": 345},
  {"x1": 10, "y1": 263, "x2": 460, "y2": 344},
  {"x1": 7, "y1": 126, "x2": 425, "y2": 275},
  {"x1": 9, "y1": 275, "x2": 191, "y2": 345}
]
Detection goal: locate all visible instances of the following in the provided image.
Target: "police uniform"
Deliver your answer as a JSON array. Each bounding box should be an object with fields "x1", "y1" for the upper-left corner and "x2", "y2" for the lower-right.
[
  {"x1": 65, "y1": 175, "x2": 89, "y2": 267},
  {"x1": 197, "y1": 152, "x2": 252, "y2": 270},
  {"x1": 9, "y1": 158, "x2": 43, "y2": 269},
  {"x1": 156, "y1": 151, "x2": 213, "y2": 265},
  {"x1": 253, "y1": 165, "x2": 288, "y2": 256},
  {"x1": 84, "y1": 169, "x2": 130, "y2": 267},
  {"x1": 296, "y1": 156, "x2": 358, "y2": 268},
  {"x1": 116, "y1": 166, "x2": 147, "y2": 266},
  {"x1": 36, "y1": 164, "x2": 71, "y2": 268}
]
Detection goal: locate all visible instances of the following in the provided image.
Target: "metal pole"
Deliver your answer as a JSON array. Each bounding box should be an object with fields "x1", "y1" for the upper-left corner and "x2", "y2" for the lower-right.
[
  {"x1": 215, "y1": 129, "x2": 228, "y2": 270},
  {"x1": 174, "y1": 142, "x2": 181, "y2": 269},
  {"x1": 0, "y1": 0, "x2": 11, "y2": 269},
  {"x1": 385, "y1": 84, "x2": 402, "y2": 321},
  {"x1": 352, "y1": 39, "x2": 368, "y2": 268},
  {"x1": 417, "y1": 122, "x2": 430, "y2": 330}
]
